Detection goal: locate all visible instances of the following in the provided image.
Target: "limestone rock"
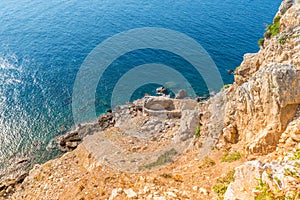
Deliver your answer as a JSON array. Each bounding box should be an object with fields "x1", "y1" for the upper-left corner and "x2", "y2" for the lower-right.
[
  {"x1": 225, "y1": 157, "x2": 300, "y2": 199},
  {"x1": 98, "y1": 112, "x2": 115, "y2": 129},
  {"x1": 223, "y1": 124, "x2": 238, "y2": 144},
  {"x1": 225, "y1": 161, "x2": 263, "y2": 200},
  {"x1": 124, "y1": 188, "x2": 137, "y2": 198},
  {"x1": 224, "y1": 64, "x2": 300, "y2": 154},
  {"x1": 175, "y1": 89, "x2": 188, "y2": 99},
  {"x1": 174, "y1": 110, "x2": 199, "y2": 142}
]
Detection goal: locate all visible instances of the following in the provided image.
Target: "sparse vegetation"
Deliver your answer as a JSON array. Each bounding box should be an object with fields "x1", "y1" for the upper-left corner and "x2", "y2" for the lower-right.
[
  {"x1": 195, "y1": 125, "x2": 201, "y2": 138},
  {"x1": 160, "y1": 173, "x2": 173, "y2": 179},
  {"x1": 255, "y1": 179, "x2": 275, "y2": 200},
  {"x1": 213, "y1": 169, "x2": 235, "y2": 198},
  {"x1": 141, "y1": 148, "x2": 178, "y2": 170},
  {"x1": 258, "y1": 38, "x2": 265, "y2": 47},
  {"x1": 198, "y1": 157, "x2": 216, "y2": 169},
  {"x1": 289, "y1": 148, "x2": 300, "y2": 160},
  {"x1": 221, "y1": 152, "x2": 241, "y2": 163},
  {"x1": 213, "y1": 183, "x2": 227, "y2": 198},
  {"x1": 264, "y1": 31, "x2": 272, "y2": 39},
  {"x1": 278, "y1": 35, "x2": 288, "y2": 44},
  {"x1": 266, "y1": 16, "x2": 281, "y2": 37},
  {"x1": 221, "y1": 84, "x2": 232, "y2": 91},
  {"x1": 253, "y1": 178, "x2": 299, "y2": 200},
  {"x1": 284, "y1": 168, "x2": 299, "y2": 178}
]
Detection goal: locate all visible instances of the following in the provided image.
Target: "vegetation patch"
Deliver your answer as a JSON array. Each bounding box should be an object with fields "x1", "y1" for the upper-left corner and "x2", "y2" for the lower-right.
[
  {"x1": 222, "y1": 84, "x2": 231, "y2": 91},
  {"x1": 266, "y1": 16, "x2": 281, "y2": 37},
  {"x1": 160, "y1": 173, "x2": 173, "y2": 179},
  {"x1": 278, "y1": 36, "x2": 288, "y2": 45},
  {"x1": 141, "y1": 148, "x2": 178, "y2": 170},
  {"x1": 195, "y1": 125, "x2": 201, "y2": 138},
  {"x1": 255, "y1": 179, "x2": 275, "y2": 200},
  {"x1": 253, "y1": 178, "x2": 299, "y2": 200},
  {"x1": 198, "y1": 157, "x2": 216, "y2": 169},
  {"x1": 289, "y1": 148, "x2": 300, "y2": 160},
  {"x1": 213, "y1": 169, "x2": 235, "y2": 199},
  {"x1": 258, "y1": 38, "x2": 265, "y2": 47},
  {"x1": 221, "y1": 152, "x2": 241, "y2": 163},
  {"x1": 284, "y1": 168, "x2": 299, "y2": 178}
]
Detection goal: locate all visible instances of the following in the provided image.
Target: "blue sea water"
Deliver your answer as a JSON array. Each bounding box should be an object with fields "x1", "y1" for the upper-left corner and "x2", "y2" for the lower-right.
[{"x1": 0, "y1": 0, "x2": 282, "y2": 175}]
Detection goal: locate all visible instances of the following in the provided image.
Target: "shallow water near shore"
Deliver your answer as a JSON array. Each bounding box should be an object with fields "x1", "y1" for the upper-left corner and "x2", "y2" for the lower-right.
[{"x1": 0, "y1": 0, "x2": 282, "y2": 179}]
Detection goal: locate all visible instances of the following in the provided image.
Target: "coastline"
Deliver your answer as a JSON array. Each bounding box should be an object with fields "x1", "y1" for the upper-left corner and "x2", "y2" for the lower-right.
[{"x1": 1, "y1": 0, "x2": 300, "y2": 199}]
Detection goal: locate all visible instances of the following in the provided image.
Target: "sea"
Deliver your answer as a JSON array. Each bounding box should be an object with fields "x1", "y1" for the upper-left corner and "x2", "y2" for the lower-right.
[{"x1": 0, "y1": 0, "x2": 282, "y2": 178}]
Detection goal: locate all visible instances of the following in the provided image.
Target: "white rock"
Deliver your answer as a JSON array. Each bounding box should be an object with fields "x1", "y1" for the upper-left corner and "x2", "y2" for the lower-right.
[
  {"x1": 143, "y1": 186, "x2": 150, "y2": 194},
  {"x1": 153, "y1": 197, "x2": 166, "y2": 200},
  {"x1": 124, "y1": 188, "x2": 137, "y2": 198},
  {"x1": 192, "y1": 186, "x2": 198, "y2": 191},
  {"x1": 164, "y1": 191, "x2": 177, "y2": 197},
  {"x1": 199, "y1": 187, "x2": 208, "y2": 195},
  {"x1": 109, "y1": 188, "x2": 119, "y2": 200}
]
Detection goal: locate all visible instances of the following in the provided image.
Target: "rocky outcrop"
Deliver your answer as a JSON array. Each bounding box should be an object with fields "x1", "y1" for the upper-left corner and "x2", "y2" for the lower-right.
[
  {"x1": 0, "y1": 173, "x2": 28, "y2": 198},
  {"x1": 224, "y1": 64, "x2": 300, "y2": 154},
  {"x1": 220, "y1": 1, "x2": 300, "y2": 198},
  {"x1": 225, "y1": 150, "x2": 300, "y2": 200},
  {"x1": 218, "y1": 1, "x2": 300, "y2": 155},
  {"x1": 235, "y1": 1, "x2": 300, "y2": 86},
  {"x1": 224, "y1": 161, "x2": 264, "y2": 200}
]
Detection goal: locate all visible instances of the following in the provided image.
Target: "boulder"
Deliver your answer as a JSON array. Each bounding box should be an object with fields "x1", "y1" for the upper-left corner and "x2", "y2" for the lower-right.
[
  {"x1": 224, "y1": 161, "x2": 264, "y2": 200},
  {"x1": 175, "y1": 90, "x2": 188, "y2": 99},
  {"x1": 98, "y1": 112, "x2": 115, "y2": 129}
]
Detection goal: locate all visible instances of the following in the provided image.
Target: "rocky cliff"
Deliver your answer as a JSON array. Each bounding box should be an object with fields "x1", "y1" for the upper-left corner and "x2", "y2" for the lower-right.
[
  {"x1": 222, "y1": 0, "x2": 300, "y2": 156},
  {"x1": 1, "y1": 0, "x2": 300, "y2": 200}
]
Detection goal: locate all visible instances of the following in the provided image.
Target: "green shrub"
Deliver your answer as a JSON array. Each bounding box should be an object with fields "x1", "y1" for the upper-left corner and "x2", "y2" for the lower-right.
[
  {"x1": 264, "y1": 31, "x2": 272, "y2": 39},
  {"x1": 221, "y1": 152, "x2": 241, "y2": 163},
  {"x1": 213, "y1": 169, "x2": 235, "y2": 198},
  {"x1": 213, "y1": 183, "x2": 227, "y2": 196},
  {"x1": 273, "y1": 16, "x2": 281, "y2": 23},
  {"x1": 258, "y1": 38, "x2": 265, "y2": 47},
  {"x1": 141, "y1": 148, "x2": 177, "y2": 170},
  {"x1": 278, "y1": 36, "x2": 287, "y2": 44},
  {"x1": 198, "y1": 157, "x2": 216, "y2": 169},
  {"x1": 289, "y1": 148, "x2": 300, "y2": 160},
  {"x1": 255, "y1": 179, "x2": 274, "y2": 200},
  {"x1": 195, "y1": 125, "x2": 201, "y2": 138},
  {"x1": 266, "y1": 16, "x2": 281, "y2": 37}
]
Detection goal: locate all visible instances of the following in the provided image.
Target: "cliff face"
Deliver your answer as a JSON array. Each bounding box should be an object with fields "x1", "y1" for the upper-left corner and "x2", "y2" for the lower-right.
[
  {"x1": 220, "y1": 1, "x2": 300, "y2": 199},
  {"x1": 235, "y1": 1, "x2": 300, "y2": 85},
  {"x1": 220, "y1": 0, "x2": 300, "y2": 155}
]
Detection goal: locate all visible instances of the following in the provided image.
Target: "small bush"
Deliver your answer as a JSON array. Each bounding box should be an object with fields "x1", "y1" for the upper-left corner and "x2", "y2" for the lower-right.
[
  {"x1": 254, "y1": 177, "x2": 299, "y2": 200},
  {"x1": 266, "y1": 16, "x2": 281, "y2": 37},
  {"x1": 195, "y1": 125, "x2": 201, "y2": 138},
  {"x1": 255, "y1": 179, "x2": 274, "y2": 200},
  {"x1": 221, "y1": 152, "x2": 241, "y2": 163},
  {"x1": 221, "y1": 84, "x2": 232, "y2": 92},
  {"x1": 213, "y1": 183, "x2": 227, "y2": 196},
  {"x1": 258, "y1": 38, "x2": 265, "y2": 47},
  {"x1": 273, "y1": 16, "x2": 281, "y2": 23},
  {"x1": 264, "y1": 31, "x2": 272, "y2": 39},
  {"x1": 213, "y1": 169, "x2": 235, "y2": 198},
  {"x1": 278, "y1": 36, "x2": 287, "y2": 44},
  {"x1": 284, "y1": 168, "x2": 298, "y2": 178},
  {"x1": 289, "y1": 148, "x2": 300, "y2": 160},
  {"x1": 142, "y1": 148, "x2": 177, "y2": 169},
  {"x1": 199, "y1": 157, "x2": 216, "y2": 169}
]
